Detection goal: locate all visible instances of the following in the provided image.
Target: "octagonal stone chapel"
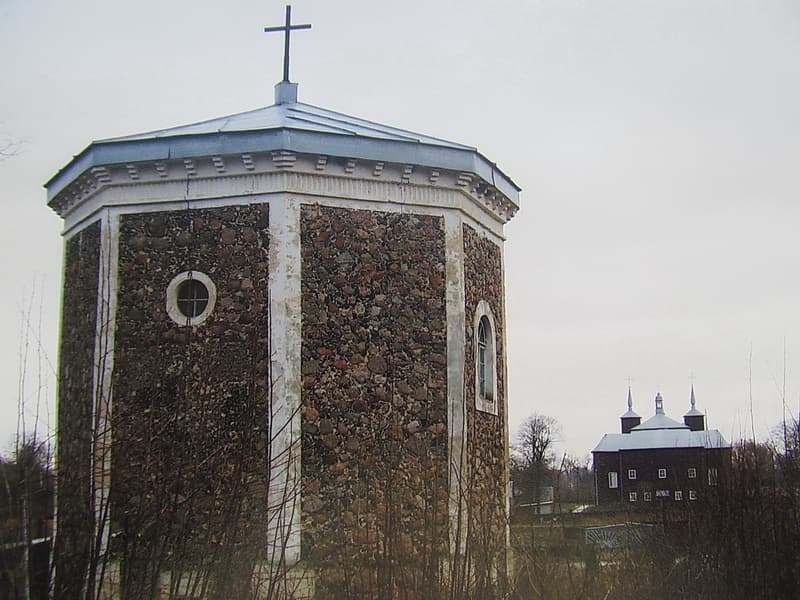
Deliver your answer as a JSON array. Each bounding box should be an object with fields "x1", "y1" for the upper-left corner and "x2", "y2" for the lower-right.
[{"x1": 48, "y1": 21, "x2": 520, "y2": 598}]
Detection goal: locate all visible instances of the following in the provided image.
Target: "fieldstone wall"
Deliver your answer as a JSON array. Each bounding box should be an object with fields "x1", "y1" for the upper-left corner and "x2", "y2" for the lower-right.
[
  {"x1": 462, "y1": 224, "x2": 507, "y2": 589},
  {"x1": 54, "y1": 221, "x2": 101, "y2": 598},
  {"x1": 300, "y1": 205, "x2": 448, "y2": 598},
  {"x1": 111, "y1": 205, "x2": 271, "y2": 598}
]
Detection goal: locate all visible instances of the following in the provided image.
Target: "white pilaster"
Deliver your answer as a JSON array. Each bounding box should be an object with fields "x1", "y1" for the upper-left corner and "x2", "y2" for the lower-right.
[
  {"x1": 91, "y1": 209, "x2": 119, "y2": 596},
  {"x1": 267, "y1": 193, "x2": 303, "y2": 566},
  {"x1": 444, "y1": 212, "x2": 467, "y2": 558}
]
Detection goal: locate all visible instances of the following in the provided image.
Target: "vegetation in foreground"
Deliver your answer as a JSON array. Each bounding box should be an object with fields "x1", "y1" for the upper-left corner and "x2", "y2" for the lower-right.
[{"x1": 510, "y1": 433, "x2": 800, "y2": 600}]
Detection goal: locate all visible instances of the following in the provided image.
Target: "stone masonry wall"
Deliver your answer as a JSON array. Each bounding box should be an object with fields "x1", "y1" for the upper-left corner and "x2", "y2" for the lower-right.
[
  {"x1": 54, "y1": 221, "x2": 101, "y2": 598},
  {"x1": 463, "y1": 224, "x2": 507, "y2": 587},
  {"x1": 300, "y1": 205, "x2": 448, "y2": 598},
  {"x1": 111, "y1": 205, "x2": 271, "y2": 598}
]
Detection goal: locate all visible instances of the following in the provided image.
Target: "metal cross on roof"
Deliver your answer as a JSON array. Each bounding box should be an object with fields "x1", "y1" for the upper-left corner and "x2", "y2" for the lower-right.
[{"x1": 264, "y1": 5, "x2": 311, "y2": 83}]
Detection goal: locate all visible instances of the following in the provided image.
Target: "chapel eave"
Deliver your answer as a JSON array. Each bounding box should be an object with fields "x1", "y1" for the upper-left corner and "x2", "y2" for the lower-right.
[{"x1": 46, "y1": 119, "x2": 520, "y2": 210}]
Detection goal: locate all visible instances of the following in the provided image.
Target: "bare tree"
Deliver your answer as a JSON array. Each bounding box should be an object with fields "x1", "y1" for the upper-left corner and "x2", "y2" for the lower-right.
[{"x1": 512, "y1": 414, "x2": 560, "y2": 512}]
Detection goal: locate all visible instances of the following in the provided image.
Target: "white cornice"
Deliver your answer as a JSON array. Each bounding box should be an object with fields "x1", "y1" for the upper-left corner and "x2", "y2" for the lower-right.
[{"x1": 53, "y1": 151, "x2": 519, "y2": 232}]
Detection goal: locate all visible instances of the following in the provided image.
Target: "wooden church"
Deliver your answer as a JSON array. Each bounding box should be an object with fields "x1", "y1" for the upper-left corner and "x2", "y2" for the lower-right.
[
  {"x1": 593, "y1": 387, "x2": 731, "y2": 508},
  {"x1": 47, "y1": 8, "x2": 520, "y2": 599}
]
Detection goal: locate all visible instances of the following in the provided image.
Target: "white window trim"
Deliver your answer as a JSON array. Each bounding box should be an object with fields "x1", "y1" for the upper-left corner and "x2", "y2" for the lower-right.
[
  {"x1": 628, "y1": 469, "x2": 637, "y2": 480},
  {"x1": 473, "y1": 300, "x2": 498, "y2": 415},
  {"x1": 644, "y1": 491, "x2": 652, "y2": 502},
  {"x1": 166, "y1": 270, "x2": 217, "y2": 327},
  {"x1": 628, "y1": 491, "x2": 637, "y2": 502},
  {"x1": 675, "y1": 491, "x2": 683, "y2": 501},
  {"x1": 688, "y1": 467, "x2": 697, "y2": 479},
  {"x1": 608, "y1": 471, "x2": 619, "y2": 489},
  {"x1": 658, "y1": 468, "x2": 667, "y2": 479},
  {"x1": 689, "y1": 490, "x2": 697, "y2": 500}
]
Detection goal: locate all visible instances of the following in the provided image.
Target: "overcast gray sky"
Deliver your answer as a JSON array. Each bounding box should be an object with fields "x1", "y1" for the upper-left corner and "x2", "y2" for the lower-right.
[{"x1": 1, "y1": 0, "x2": 798, "y2": 458}]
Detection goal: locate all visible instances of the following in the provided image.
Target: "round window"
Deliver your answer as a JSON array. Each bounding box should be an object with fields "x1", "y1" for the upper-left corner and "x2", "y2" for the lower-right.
[
  {"x1": 177, "y1": 278, "x2": 210, "y2": 318},
  {"x1": 166, "y1": 271, "x2": 217, "y2": 326}
]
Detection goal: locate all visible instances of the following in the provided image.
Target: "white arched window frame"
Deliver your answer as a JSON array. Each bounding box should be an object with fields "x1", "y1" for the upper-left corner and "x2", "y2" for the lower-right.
[
  {"x1": 473, "y1": 300, "x2": 498, "y2": 415},
  {"x1": 166, "y1": 270, "x2": 217, "y2": 327}
]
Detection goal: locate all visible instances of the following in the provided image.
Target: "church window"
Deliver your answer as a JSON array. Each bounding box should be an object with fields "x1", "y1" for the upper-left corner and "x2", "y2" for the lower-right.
[
  {"x1": 658, "y1": 468, "x2": 667, "y2": 479},
  {"x1": 478, "y1": 318, "x2": 488, "y2": 396},
  {"x1": 177, "y1": 279, "x2": 209, "y2": 318},
  {"x1": 708, "y1": 467, "x2": 719, "y2": 486},
  {"x1": 608, "y1": 471, "x2": 618, "y2": 489},
  {"x1": 473, "y1": 300, "x2": 498, "y2": 415},
  {"x1": 688, "y1": 467, "x2": 697, "y2": 479},
  {"x1": 628, "y1": 469, "x2": 637, "y2": 480},
  {"x1": 628, "y1": 492, "x2": 637, "y2": 502},
  {"x1": 166, "y1": 270, "x2": 217, "y2": 327}
]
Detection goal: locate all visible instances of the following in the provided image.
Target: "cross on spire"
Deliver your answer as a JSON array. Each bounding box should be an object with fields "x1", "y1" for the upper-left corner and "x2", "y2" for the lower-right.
[{"x1": 264, "y1": 5, "x2": 311, "y2": 83}]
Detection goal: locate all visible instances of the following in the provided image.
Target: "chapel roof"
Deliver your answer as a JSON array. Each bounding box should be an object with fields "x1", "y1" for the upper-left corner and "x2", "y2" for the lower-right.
[
  {"x1": 592, "y1": 429, "x2": 728, "y2": 452},
  {"x1": 630, "y1": 391, "x2": 687, "y2": 431},
  {"x1": 594, "y1": 389, "x2": 729, "y2": 452},
  {"x1": 46, "y1": 82, "x2": 520, "y2": 209},
  {"x1": 631, "y1": 413, "x2": 688, "y2": 431},
  {"x1": 101, "y1": 98, "x2": 475, "y2": 149}
]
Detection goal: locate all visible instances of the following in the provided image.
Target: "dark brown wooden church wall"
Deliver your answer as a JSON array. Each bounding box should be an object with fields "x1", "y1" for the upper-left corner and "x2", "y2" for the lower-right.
[
  {"x1": 300, "y1": 205, "x2": 448, "y2": 597},
  {"x1": 463, "y1": 224, "x2": 508, "y2": 587},
  {"x1": 54, "y1": 221, "x2": 101, "y2": 598},
  {"x1": 111, "y1": 205, "x2": 271, "y2": 597}
]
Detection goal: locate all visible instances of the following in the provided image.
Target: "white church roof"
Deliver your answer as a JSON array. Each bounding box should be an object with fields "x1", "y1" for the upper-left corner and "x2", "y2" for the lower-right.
[
  {"x1": 594, "y1": 388, "x2": 729, "y2": 453},
  {"x1": 45, "y1": 83, "x2": 520, "y2": 207},
  {"x1": 631, "y1": 413, "x2": 688, "y2": 431},
  {"x1": 593, "y1": 429, "x2": 729, "y2": 452}
]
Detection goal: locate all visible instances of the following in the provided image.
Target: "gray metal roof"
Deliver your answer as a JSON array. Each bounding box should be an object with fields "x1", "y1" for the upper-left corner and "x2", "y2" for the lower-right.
[
  {"x1": 45, "y1": 83, "x2": 521, "y2": 205},
  {"x1": 102, "y1": 101, "x2": 475, "y2": 149},
  {"x1": 631, "y1": 413, "x2": 688, "y2": 431},
  {"x1": 593, "y1": 429, "x2": 729, "y2": 452},
  {"x1": 596, "y1": 388, "x2": 725, "y2": 452}
]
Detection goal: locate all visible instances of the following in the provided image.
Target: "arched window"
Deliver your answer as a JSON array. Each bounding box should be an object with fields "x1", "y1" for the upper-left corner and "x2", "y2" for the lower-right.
[
  {"x1": 477, "y1": 317, "x2": 490, "y2": 400},
  {"x1": 474, "y1": 300, "x2": 498, "y2": 415}
]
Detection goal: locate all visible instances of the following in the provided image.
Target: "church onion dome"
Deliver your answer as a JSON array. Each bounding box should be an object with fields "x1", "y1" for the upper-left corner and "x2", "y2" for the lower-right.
[{"x1": 45, "y1": 81, "x2": 520, "y2": 223}]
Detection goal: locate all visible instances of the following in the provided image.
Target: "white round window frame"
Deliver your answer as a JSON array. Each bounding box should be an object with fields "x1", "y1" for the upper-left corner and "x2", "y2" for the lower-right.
[
  {"x1": 473, "y1": 300, "x2": 499, "y2": 415},
  {"x1": 166, "y1": 270, "x2": 217, "y2": 327}
]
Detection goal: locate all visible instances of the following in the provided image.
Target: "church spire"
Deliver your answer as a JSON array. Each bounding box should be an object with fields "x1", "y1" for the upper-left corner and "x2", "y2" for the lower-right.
[
  {"x1": 620, "y1": 385, "x2": 641, "y2": 433},
  {"x1": 684, "y1": 383, "x2": 706, "y2": 431}
]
